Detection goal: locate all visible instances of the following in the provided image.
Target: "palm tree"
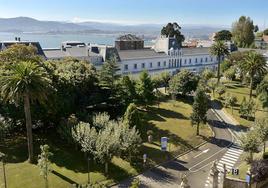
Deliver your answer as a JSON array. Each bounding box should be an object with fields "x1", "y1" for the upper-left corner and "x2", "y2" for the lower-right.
[
  {"x1": 210, "y1": 41, "x2": 229, "y2": 84},
  {"x1": 0, "y1": 61, "x2": 51, "y2": 163},
  {"x1": 242, "y1": 51, "x2": 267, "y2": 99}
]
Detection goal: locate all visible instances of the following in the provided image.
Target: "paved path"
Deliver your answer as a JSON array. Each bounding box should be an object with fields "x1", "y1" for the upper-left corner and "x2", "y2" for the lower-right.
[{"x1": 112, "y1": 103, "x2": 243, "y2": 188}]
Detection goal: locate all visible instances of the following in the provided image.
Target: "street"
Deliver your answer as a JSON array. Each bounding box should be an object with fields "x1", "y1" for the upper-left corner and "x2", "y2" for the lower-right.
[{"x1": 112, "y1": 106, "x2": 241, "y2": 188}]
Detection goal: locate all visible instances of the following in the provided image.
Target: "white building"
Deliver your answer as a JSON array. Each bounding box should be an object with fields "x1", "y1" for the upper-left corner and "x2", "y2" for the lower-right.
[
  {"x1": 1, "y1": 35, "x2": 221, "y2": 76},
  {"x1": 117, "y1": 35, "x2": 218, "y2": 76}
]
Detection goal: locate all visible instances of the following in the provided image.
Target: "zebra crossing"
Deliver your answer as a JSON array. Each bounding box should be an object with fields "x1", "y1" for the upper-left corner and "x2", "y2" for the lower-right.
[{"x1": 204, "y1": 143, "x2": 243, "y2": 187}]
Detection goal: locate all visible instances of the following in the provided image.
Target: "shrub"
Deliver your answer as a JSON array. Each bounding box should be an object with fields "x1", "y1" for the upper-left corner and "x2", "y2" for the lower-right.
[
  {"x1": 0, "y1": 118, "x2": 13, "y2": 140},
  {"x1": 263, "y1": 152, "x2": 268, "y2": 159},
  {"x1": 57, "y1": 114, "x2": 78, "y2": 144},
  {"x1": 251, "y1": 159, "x2": 268, "y2": 183},
  {"x1": 130, "y1": 178, "x2": 140, "y2": 188}
]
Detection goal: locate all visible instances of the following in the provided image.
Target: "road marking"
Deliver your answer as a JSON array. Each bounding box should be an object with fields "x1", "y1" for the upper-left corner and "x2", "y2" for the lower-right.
[{"x1": 194, "y1": 148, "x2": 210, "y2": 158}]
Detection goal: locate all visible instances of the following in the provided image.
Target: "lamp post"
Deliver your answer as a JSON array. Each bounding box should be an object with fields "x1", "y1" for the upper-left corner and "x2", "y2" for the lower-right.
[
  {"x1": 87, "y1": 156, "x2": 90, "y2": 185},
  {"x1": 0, "y1": 153, "x2": 7, "y2": 188}
]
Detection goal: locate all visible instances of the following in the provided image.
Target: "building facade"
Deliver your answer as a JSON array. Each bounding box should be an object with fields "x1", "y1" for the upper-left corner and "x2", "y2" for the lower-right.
[{"x1": 0, "y1": 35, "x2": 229, "y2": 76}]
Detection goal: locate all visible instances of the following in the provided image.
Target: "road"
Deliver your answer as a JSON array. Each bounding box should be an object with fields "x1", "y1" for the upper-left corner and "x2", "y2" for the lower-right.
[{"x1": 112, "y1": 107, "x2": 239, "y2": 188}]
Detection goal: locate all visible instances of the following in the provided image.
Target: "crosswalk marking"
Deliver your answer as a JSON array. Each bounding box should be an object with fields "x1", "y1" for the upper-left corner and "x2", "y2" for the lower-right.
[{"x1": 204, "y1": 144, "x2": 243, "y2": 187}]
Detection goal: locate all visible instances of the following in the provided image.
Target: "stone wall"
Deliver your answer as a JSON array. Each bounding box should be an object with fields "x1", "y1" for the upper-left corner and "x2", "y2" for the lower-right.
[{"x1": 223, "y1": 177, "x2": 248, "y2": 188}]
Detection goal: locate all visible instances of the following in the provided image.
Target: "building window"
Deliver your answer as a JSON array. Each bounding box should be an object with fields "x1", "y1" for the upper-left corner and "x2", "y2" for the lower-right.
[
  {"x1": 142, "y1": 63, "x2": 145, "y2": 69},
  {"x1": 124, "y1": 64, "x2": 128, "y2": 70},
  {"x1": 195, "y1": 58, "x2": 198, "y2": 63},
  {"x1": 184, "y1": 59, "x2": 187, "y2": 64},
  {"x1": 205, "y1": 57, "x2": 208, "y2": 62},
  {"x1": 211, "y1": 57, "x2": 213, "y2": 61},
  {"x1": 163, "y1": 61, "x2": 166, "y2": 66},
  {"x1": 169, "y1": 62, "x2": 171, "y2": 67},
  {"x1": 201, "y1": 58, "x2": 203, "y2": 63},
  {"x1": 189, "y1": 59, "x2": 192, "y2": 64},
  {"x1": 150, "y1": 62, "x2": 153, "y2": 68},
  {"x1": 134, "y1": 64, "x2": 137, "y2": 69},
  {"x1": 158, "y1": 62, "x2": 161, "y2": 67}
]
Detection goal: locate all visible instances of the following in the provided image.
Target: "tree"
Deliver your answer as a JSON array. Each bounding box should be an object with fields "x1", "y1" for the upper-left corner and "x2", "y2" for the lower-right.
[
  {"x1": 72, "y1": 113, "x2": 141, "y2": 174},
  {"x1": 232, "y1": 16, "x2": 256, "y2": 47},
  {"x1": 161, "y1": 22, "x2": 185, "y2": 46},
  {"x1": 210, "y1": 41, "x2": 229, "y2": 83},
  {"x1": 254, "y1": 119, "x2": 268, "y2": 154},
  {"x1": 118, "y1": 75, "x2": 137, "y2": 106},
  {"x1": 214, "y1": 30, "x2": 232, "y2": 41},
  {"x1": 160, "y1": 72, "x2": 171, "y2": 93},
  {"x1": 224, "y1": 94, "x2": 237, "y2": 114},
  {"x1": 201, "y1": 69, "x2": 215, "y2": 83},
  {"x1": 264, "y1": 28, "x2": 268, "y2": 35},
  {"x1": 224, "y1": 66, "x2": 236, "y2": 81},
  {"x1": 215, "y1": 85, "x2": 226, "y2": 99},
  {"x1": 208, "y1": 78, "x2": 218, "y2": 97},
  {"x1": 99, "y1": 57, "x2": 120, "y2": 104},
  {"x1": 0, "y1": 44, "x2": 41, "y2": 67},
  {"x1": 0, "y1": 61, "x2": 52, "y2": 163},
  {"x1": 38, "y1": 145, "x2": 53, "y2": 188},
  {"x1": 241, "y1": 51, "x2": 267, "y2": 99},
  {"x1": 239, "y1": 130, "x2": 261, "y2": 163},
  {"x1": 190, "y1": 88, "x2": 209, "y2": 136},
  {"x1": 257, "y1": 74, "x2": 268, "y2": 109},
  {"x1": 169, "y1": 70, "x2": 199, "y2": 96},
  {"x1": 124, "y1": 103, "x2": 141, "y2": 129},
  {"x1": 251, "y1": 159, "x2": 268, "y2": 183},
  {"x1": 136, "y1": 71, "x2": 155, "y2": 106},
  {"x1": 239, "y1": 97, "x2": 255, "y2": 120}
]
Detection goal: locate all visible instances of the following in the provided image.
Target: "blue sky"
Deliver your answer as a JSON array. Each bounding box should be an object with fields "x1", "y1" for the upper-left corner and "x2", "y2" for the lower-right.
[{"x1": 0, "y1": 0, "x2": 267, "y2": 28}]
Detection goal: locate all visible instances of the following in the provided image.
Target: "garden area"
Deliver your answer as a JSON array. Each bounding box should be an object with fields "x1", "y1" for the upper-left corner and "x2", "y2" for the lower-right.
[{"x1": 0, "y1": 97, "x2": 212, "y2": 188}]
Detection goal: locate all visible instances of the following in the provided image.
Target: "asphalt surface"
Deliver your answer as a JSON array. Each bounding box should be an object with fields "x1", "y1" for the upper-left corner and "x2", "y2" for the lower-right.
[{"x1": 112, "y1": 108, "x2": 235, "y2": 188}]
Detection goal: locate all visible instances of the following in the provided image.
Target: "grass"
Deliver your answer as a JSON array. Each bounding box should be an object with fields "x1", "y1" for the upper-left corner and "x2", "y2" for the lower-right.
[
  {"x1": 217, "y1": 80, "x2": 267, "y2": 127},
  {"x1": 0, "y1": 97, "x2": 212, "y2": 188}
]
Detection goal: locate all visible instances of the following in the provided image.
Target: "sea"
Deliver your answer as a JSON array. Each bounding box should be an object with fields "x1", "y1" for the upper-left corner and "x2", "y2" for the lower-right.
[{"x1": 0, "y1": 32, "x2": 154, "y2": 48}]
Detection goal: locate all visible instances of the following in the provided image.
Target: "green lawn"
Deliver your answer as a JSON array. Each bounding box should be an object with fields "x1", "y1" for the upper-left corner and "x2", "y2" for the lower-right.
[
  {"x1": 0, "y1": 97, "x2": 212, "y2": 188},
  {"x1": 218, "y1": 81, "x2": 267, "y2": 127}
]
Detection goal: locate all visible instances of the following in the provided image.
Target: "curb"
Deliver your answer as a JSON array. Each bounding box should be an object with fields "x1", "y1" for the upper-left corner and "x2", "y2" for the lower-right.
[{"x1": 109, "y1": 121, "x2": 216, "y2": 187}]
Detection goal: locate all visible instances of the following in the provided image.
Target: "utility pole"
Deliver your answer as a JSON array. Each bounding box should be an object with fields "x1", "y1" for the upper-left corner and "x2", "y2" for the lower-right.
[{"x1": 0, "y1": 153, "x2": 7, "y2": 188}]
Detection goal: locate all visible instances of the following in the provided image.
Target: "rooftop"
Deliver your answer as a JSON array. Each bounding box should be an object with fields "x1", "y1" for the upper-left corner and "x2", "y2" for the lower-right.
[
  {"x1": 116, "y1": 34, "x2": 143, "y2": 41},
  {"x1": 181, "y1": 47, "x2": 211, "y2": 56},
  {"x1": 118, "y1": 48, "x2": 168, "y2": 61}
]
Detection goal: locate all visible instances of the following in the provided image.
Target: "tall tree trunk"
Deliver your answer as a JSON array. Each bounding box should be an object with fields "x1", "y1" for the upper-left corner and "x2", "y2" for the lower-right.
[
  {"x1": 217, "y1": 56, "x2": 221, "y2": 84},
  {"x1": 250, "y1": 151, "x2": 253, "y2": 163},
  {"x1": 24, "y1": 93, "x2": 34, "y2": 163},
  {"x1": 196, "y1": 123, "x2": 200, "y2": 136},
  {"x1": 249, "y1": 76, "x2": 253, "y2": 99}
]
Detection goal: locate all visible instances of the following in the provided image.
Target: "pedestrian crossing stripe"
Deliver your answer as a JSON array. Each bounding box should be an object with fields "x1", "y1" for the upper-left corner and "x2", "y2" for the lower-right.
[{"x1": 204, "y1": 144, "x2": 243, "y2": 187}]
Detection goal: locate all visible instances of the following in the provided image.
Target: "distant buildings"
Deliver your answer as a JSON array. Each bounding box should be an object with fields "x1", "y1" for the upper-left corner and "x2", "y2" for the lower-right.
[
  {"x1": 255, "y1": 35, "x2": 268, "y2": 49},
  {"x1": 0, "y1": 34, "x2": 233, "y2": 76}
]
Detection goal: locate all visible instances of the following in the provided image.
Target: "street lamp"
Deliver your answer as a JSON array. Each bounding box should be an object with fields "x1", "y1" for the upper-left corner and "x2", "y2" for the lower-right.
[
  {"x1": 0, "y1": 153, "x2": 7, "y2": 188},
  {"x1": 87, "y1": 156, "x2": 90, "y2": 185}
]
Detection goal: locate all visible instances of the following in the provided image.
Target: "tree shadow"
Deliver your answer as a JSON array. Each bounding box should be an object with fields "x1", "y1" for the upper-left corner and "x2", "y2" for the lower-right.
[{"x1": 146, "y1": 106, "x2": 188, "y2": 121}]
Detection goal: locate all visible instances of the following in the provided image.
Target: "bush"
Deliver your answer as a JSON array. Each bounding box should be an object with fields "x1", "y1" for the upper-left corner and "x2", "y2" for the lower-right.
[
  {"x1": 263, "y1": 152, "x2": 268, "y2": 159},
  {"x1": 130, "y1": 178, "x2": 140, "y2": 188},
  {"x1": 251, "y1": 159, "x2": 268, "y2": 183},
  {"x1": 0, "y1": 118, "x2": 14, "y2": 140},
  {"x1": 57, "y1": 114, "x2": 78, "y2": 144}
]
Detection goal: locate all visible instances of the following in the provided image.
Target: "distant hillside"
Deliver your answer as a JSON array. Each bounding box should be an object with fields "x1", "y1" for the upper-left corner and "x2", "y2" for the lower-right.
[
  {"x1": 0, "y1": 17, "x2": 228, "y2": 39},
  {"x1": 0, "y1": 17, "x2": 90, "y2": 32}
]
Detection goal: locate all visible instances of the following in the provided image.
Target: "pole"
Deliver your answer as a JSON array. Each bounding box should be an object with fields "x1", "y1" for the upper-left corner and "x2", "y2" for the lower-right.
[
  {"x1": 87, "y1": 157, "x2": 90, "y2": 185},
  {"x1": 2, "y1": 158, "x2": 7, "y2": 188}
]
